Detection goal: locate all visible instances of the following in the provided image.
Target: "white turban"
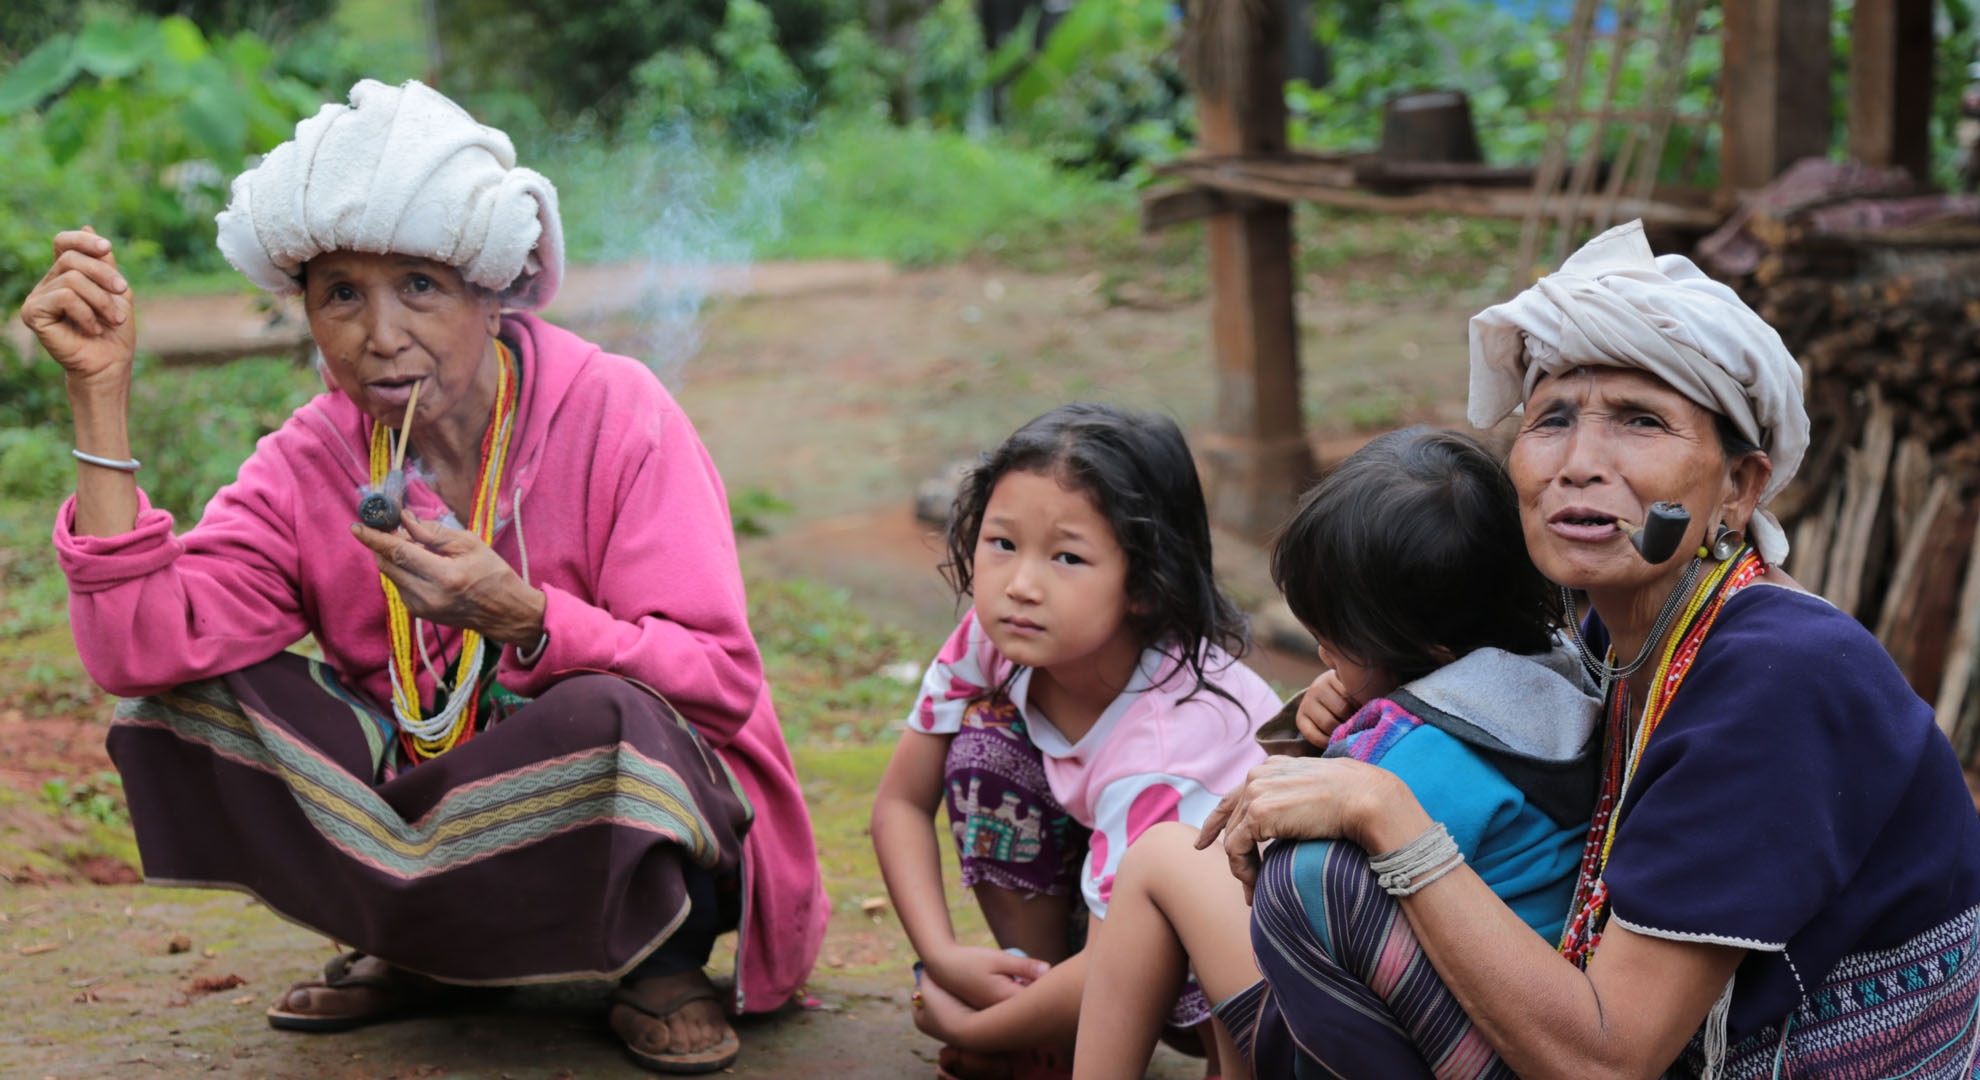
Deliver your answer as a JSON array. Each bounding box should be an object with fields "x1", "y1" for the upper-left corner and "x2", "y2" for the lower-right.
[
  {"x1": 1467, "y1": 220, "x2": 1809, "y2": 565},
  {"x1": 214, "y1": 79, "x2": 563, "y2": 310}
]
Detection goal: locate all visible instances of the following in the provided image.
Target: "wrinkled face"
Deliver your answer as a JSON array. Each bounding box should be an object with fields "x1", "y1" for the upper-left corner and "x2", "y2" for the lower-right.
[
  {"x1": 1507, "y1": 367, "x2": 1768, "y2": 595},
  {"x1": 303, "y1": 251, "x2": 501, "y2": 431},
  {"x1": 971, "y1": 469, "x2": 1138, "y2": 675}
]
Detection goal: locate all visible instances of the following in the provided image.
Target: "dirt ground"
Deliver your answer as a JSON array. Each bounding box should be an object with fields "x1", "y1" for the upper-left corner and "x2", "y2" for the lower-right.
[{"x1": 0, "y1": 254, "x2": 1483, "y2": 1077}]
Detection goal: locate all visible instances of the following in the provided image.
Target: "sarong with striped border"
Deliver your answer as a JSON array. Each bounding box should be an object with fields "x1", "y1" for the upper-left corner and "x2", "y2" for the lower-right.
[
  {"x1": 1214, "y1": 839, "x2": 1513, "y2": 1080},
  {"x1": 108, "y1": 652, "x2": 751, "y2": 984}
]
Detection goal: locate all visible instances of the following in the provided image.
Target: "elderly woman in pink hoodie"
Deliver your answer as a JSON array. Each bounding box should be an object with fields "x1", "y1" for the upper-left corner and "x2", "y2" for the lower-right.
[{"x1": 19, "y1": 79, "x2": 825, "y2": 1074}]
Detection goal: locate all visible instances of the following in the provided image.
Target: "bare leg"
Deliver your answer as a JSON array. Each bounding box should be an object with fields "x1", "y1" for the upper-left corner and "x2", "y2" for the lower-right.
[
  {"x1": 975, "y1": 881, "x2": 1078, "y2": 964},
  {"x1": 1073, "y1": 822, "x2": 1257, "y2": 1080}
]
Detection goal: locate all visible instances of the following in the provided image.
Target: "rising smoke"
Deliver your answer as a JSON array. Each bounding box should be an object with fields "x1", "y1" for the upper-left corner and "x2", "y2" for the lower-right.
[{"x1": 548, "y1": 121, "x2": 796, "y2": 388}]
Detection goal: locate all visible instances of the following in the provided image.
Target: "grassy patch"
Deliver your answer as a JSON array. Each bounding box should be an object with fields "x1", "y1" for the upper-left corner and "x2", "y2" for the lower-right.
[
  {"x1": 1298, "y1": 208, "x2": 1520, "y2": 305},
  {"x1": 0, "y1": 779, "x2": 138, "y2": 883},
  {"x1": 748, "y1": 576, "x2": 936, "y2": 746},
  {"x1": 536, "y1": 121, "x2": 1134, "y2": 271}
]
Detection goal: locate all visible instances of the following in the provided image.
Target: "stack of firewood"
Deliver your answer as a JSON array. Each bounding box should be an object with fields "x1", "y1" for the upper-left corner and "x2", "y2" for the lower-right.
[{"x1": 1699, "y1": 159, "x2": 1980, "y2": 759}]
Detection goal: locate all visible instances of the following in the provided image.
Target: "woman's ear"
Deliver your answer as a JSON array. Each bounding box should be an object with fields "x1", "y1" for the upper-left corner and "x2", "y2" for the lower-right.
[{"x1": 1721, "y1": 450, "x2": 1773, "y2": 532}]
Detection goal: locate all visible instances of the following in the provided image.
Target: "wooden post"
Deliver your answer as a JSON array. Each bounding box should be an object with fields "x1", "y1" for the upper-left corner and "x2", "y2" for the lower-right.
[
  {"x1": 1721, "y1": 0, "x2": 1833, "y2": 192},
  {"x1": 1194, "y1": 1, "x2": 1315, "y2": 539},
  {"x1": 1848, "y1": 0, "x2": 1934, "y2": 180}
]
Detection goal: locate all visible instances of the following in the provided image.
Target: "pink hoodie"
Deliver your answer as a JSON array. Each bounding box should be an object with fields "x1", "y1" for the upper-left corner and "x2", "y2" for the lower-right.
[{"x1": 54, "y1": 313, "x2": 827, "y2": 1012}]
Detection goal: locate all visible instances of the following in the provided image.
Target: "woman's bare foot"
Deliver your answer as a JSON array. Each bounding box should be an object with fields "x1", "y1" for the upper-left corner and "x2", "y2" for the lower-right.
[
  {"x1": 266, "y1": 952, "x2": 438, "y2": 1032},
  {"x1": 610, "y1": 968, "x2": 741, "y2": 1071}
]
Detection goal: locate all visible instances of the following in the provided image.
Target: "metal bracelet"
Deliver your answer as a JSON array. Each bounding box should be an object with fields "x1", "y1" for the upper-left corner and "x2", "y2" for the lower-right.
[{"x1": 71, "y1": 448, "x2": 141, "y2": 472}]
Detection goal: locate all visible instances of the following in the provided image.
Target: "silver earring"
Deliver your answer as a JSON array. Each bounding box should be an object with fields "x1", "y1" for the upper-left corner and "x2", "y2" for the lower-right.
[{"x1": 1709, "y1": 524, "x2": 1743, "y2": 561}]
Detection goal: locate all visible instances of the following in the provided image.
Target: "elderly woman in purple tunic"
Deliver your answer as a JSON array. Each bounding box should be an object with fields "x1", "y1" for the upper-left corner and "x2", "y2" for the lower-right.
[{"x1": 1076, "y1": 221, "x2": 1980, "y2": 1080}]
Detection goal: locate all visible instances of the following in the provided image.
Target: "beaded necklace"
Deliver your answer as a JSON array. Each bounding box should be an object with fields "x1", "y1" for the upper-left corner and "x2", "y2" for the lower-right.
[
  {"x1": 368, "y1": 341, "x2": 518, "y2": 763},
  {"x1": 1557, "y1": 548, "x2": 1765, "y2": 966}
]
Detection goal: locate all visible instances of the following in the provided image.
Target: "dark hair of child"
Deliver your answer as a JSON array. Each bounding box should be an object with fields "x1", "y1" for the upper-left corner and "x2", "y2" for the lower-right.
[
  {"x1": 941, "y1": 403, "x2": 1250, "y2": 702},
  {"x1": 1271, "y1": 426, "x2": 1561, "y2": 685}
]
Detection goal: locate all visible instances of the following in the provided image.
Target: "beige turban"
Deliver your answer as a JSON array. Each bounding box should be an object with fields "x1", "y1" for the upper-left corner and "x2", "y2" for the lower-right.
[
  {"x1": 1468, "y1": 220, "x2": 1809, "y2": 565},
  {"x1": 214, "y1": 79, "x2": 563, "y2": 310}
]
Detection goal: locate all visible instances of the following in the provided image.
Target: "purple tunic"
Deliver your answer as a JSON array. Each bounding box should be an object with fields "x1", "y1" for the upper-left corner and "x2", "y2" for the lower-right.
[{"x1": 1591, "y1": 583, "x2": 1980, "y2": 1067}]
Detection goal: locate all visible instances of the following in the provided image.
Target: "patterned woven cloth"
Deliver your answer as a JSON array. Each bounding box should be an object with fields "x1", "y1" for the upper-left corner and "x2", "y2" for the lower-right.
[{"x1": 110, "y1": 653, "x2": 750, "y2": 983}]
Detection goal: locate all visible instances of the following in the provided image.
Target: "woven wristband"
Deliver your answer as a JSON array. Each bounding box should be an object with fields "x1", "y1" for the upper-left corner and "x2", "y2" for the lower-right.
[{"x1": 1368, "y1": 822, "x2": 1464, "y2": 897}]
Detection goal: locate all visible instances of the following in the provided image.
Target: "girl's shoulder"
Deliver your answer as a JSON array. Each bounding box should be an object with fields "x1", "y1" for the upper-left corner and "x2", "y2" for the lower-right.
[
  {"x1": 1147, "y1": 642, "x2": 1280, "y2": 717},
  {"x1": 1102, "y1": 643, "x2": 1279, "y2": 756},
  {"x1": 903, "y1": 611, "x2": 1016, "y2": 735}
]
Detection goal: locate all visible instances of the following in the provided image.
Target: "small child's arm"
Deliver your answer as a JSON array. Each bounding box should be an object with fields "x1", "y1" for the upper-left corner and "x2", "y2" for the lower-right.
[
  {"x1": 870, "y1": 730, "x2": 1047, "y2": 1010},
  {"x1": 914, "y1": 947, "x2": 1087, "y2": 1052}
]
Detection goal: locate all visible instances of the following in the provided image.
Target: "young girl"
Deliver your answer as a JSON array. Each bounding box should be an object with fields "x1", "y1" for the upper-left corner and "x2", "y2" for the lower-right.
[
  {"x1": 871, "y1": 404, "x2": 1280, "y2": 1079},
  {"x1": 1072, "y1": 427, "x2": 1604, "y2": 1080}
]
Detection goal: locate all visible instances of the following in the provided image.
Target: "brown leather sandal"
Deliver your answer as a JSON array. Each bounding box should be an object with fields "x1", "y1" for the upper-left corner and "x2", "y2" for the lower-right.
[
  {"x1": 265, "y1": 951, "x2": 447, "y2": 1033},
  {"x1": 612, "y1": 981, "x2": 742, "y2": 1075}
]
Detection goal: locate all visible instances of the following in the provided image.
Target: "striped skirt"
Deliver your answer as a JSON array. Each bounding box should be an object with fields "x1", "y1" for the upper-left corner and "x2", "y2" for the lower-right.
[
  {"x1": 1214, "y1": 840, "x2": 1980, "y2": 1079},
  {"x1": 107, "y1": 652, "x2": 751, "y2": 984},
  {"x1": 1213, "y1": 839, "x2": 1513, "y2": 1080}
]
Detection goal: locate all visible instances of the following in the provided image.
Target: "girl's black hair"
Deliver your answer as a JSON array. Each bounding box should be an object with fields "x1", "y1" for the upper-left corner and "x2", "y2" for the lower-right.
[
  {"x1": 942, "y1": 403, "x2": 1250, "y2": 700},
  {"x1": 1271, "y1": 426, "x2": 1560, "y2": 685}
]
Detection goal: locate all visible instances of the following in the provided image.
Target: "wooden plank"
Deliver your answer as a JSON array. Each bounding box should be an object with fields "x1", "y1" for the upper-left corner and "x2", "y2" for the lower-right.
[
  {"x1": 1824, "y1": 392, "x2": 1896, "y2": 618},
  {"x1": 1191, "y1": 0, "x2": 1315, "y2": 539},
  {"x1": 1792, "y1": 480, "x2": 1845, "y2": 594},
  {"x1": 1913, "y1": 501, "x2": 1980, "y2": 702},
  {"x1": 1889, "y1": 436, "x2": 1933, "y2": 554},
  {"x1": 1140, "y1": 185, "x2": 1268, "y2": 231},
  {"x1": 1152, "y1": 159, "x2": 1721, "y2": 228},
  {"x1": 1721, "y1": 0, "x2": 1834, "y2": 191},
  {"x1": 1935, "y1": 507, "x2": 1980, "y2": 740},
  {"x1": 1848, "y1": 0, "x2": 1934, "y2": 181},
  {"x1": 1877, "y1": 474, "x2": 1954, "y2": 658}
]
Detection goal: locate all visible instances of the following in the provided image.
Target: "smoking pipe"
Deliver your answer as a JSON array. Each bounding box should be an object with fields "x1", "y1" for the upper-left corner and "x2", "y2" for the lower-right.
[
  {"x1": 1616, "y1": 501, "x2": 1690, "y2": 564},
  {"x1": 359, "y1": 470, "x2": 406, "y2": 531},
  {"x1": 356, "y1": 382, "x2": 420, "y2": 532}
]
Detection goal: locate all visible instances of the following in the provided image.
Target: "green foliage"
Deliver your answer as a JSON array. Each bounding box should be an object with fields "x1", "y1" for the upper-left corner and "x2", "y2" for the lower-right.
[
  {"x1": 125, "y1": 355, "x2": 322, "y2": 521},
  {"x1": 438, "y1": 0, "x2": 856, "y2": 127},
  {"x1": 127, "y1": 1, "x2": 334, "y2": 39},
  {"x1": 1929, "y1": 0, "x2": 1980, "y2": 183},
  {"x1": 764, "y1": 122, "x2": 1128, "y2": 265},
  {"x1": 1287, "y1": 0, "x2": 1559, "y2": 163},
  {"x1": 999, "y1": 0, "x2": 1189, "y2": 177},
  {"x1": 811, "y1": 20, "x2": 903, "y2": 119},
  {"x1": 0, "y1": 11, "x2": 322, "y2": 317},
  {"x1": 41, "y1": 772, "x2": 128, "y2": 829},
  {"x1": 907, "y1": 0, "x2": 986, "y2": 129},
  {"x1": 543, "y1": 119, "x2": 1127, "y2": 269},
  {"x1": 730, "y1": 485, "x2": 794, "y2": 538},
  {"x1": 0, "y1": 428, "x2": 73, "y2": 502},
  {"x1": 625, "y1": 0, "x2": 810, "y2": 146}
]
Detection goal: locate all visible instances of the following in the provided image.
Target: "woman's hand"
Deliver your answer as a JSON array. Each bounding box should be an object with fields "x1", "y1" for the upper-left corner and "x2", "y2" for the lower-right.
[
  {"x1": 20, "y1": 229, "x2": 136, "y2": 390},
  {"x1": 1295, "y1": 668, "x2": 1362, "y2": 749},
  {"x1": 1195, "y1": 756, "x2": 1414, "y2": 902},
  {"x1": 924, "y1": 943, "x2": 1048, "y2": 1010},
  {"x1": 351, "y1": 510, "x2": 547, "y2": 649}
]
